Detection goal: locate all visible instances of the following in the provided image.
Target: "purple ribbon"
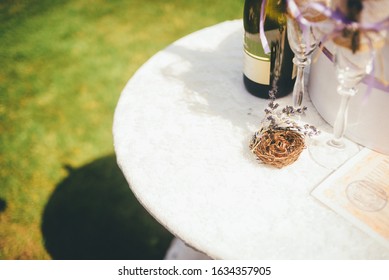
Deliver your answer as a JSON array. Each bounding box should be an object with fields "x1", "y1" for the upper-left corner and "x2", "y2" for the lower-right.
[
  {"x1": 257, "y1": 0, "x2": 389, "y2": 95},
  {"x1": 285, "y1": 0, "x2": 389, "y2": 96},
  {"x1": 259, "y1": 0, "x2": 270, "y2": 54}
]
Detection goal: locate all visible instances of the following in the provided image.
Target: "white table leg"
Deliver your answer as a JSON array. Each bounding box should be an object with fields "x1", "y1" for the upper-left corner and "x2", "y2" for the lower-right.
[{"x1": 164, "y1": 238, "x2": 212, "y2": 260}]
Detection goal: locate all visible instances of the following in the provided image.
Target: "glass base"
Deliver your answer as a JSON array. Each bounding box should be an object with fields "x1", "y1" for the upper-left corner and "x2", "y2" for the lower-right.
[{"x1": 308, "y1": 132, "x2": 361, "y2": 170}]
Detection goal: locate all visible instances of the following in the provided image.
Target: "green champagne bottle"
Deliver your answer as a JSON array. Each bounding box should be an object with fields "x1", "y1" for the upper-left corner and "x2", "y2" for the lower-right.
[{"x1": 243, "y1": 0, "x2": 295, "y2": 98}]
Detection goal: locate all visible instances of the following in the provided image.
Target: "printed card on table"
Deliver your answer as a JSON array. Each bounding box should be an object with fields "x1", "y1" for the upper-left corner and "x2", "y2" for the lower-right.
[{"x1": 312, "y1": 148, "x2": 389, "y2": 249}]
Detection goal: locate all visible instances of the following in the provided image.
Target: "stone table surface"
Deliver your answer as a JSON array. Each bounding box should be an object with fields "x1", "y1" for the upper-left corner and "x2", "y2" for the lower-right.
[{"x1": 113, "y1": 20, "x2": 389, "y2": 259}]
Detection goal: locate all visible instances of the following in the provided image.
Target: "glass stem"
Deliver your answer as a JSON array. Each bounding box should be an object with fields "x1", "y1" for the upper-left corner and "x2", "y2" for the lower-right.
[
  {"x1": 328, "y1": 86, "x2": 357, "y2": 148},
  {"x1": 292, "y1": 57, "x2": 310, "y2": 108}
]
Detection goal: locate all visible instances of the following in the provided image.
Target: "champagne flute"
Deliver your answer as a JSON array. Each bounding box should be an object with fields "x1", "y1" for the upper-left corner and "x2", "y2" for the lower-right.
[
  {"x1": 328, "y1": 43, "x2": 373, "y2": 148},
  {"x1": 286, "y1": 0, "x2": 331, "y2": 108},
  {"x1": 309, "y1": 36, "x2": 385, "y2": 170},
  {"x1": 287, "y1": 14, "x2": 318, "y2": 108},
  {"x1": 307, "y1": 0, "x2": 388, "y2": 170}
]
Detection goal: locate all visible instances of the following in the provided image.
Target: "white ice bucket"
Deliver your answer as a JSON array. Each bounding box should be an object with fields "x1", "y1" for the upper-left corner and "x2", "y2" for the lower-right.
[{"x1": 308, "y1": 39, "x2": 389, "y2": 155}]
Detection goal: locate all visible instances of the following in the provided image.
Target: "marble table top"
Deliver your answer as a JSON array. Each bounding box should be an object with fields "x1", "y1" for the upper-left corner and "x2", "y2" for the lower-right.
[{"x1": 113, "y1": 20, "x2": 389, "y2": 259}]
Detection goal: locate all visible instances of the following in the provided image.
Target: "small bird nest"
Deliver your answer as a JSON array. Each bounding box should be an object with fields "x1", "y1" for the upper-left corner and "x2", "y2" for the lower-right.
[{"x1": 250, "y1": 129, "x2": 305, "y2": 168}]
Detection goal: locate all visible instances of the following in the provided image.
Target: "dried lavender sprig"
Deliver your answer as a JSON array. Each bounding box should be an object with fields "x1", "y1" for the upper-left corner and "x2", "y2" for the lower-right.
[
  {"x1": 256, "y1": 58, "x2": 320, "y2": 140},
  {"x1": 258, "y1": 100, "x2": 320, "y2": 140}
]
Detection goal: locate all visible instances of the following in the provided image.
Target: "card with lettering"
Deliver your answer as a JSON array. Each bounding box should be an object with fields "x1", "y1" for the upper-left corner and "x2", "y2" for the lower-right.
[{"x1": 312, "y1": 148, "x2": 389, "y2": 249}]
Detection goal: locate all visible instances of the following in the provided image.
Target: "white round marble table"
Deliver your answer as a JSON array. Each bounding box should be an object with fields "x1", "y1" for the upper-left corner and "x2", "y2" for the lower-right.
[{"x1": 113, "y1": 20, "x2": 389, "y2": 259}]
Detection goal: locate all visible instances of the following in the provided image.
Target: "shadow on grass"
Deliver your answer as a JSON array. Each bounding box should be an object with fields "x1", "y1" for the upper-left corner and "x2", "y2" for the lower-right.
[
  {"x1": 0, "y1": 198, "x2": 6, "y2": 212},
  {"x1": 41, "y1": 154, "x2": 173, "y2": 260}
]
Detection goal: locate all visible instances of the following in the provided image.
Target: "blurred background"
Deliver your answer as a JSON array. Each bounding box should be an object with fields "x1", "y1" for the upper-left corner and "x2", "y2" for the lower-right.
[{"x1": 0, "y1": 0, "x2": 242, "y2": 259}]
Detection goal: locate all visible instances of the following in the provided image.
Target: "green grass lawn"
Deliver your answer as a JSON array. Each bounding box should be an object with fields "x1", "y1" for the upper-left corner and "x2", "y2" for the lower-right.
[{"x1": 0, "y1": 0, "x2": 243, "y2": 259}]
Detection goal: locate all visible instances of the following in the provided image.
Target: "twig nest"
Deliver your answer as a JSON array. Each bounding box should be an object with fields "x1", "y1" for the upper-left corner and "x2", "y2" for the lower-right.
[{"x1": 250, "y1": 129, "x2": 305, "y2": 168}]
